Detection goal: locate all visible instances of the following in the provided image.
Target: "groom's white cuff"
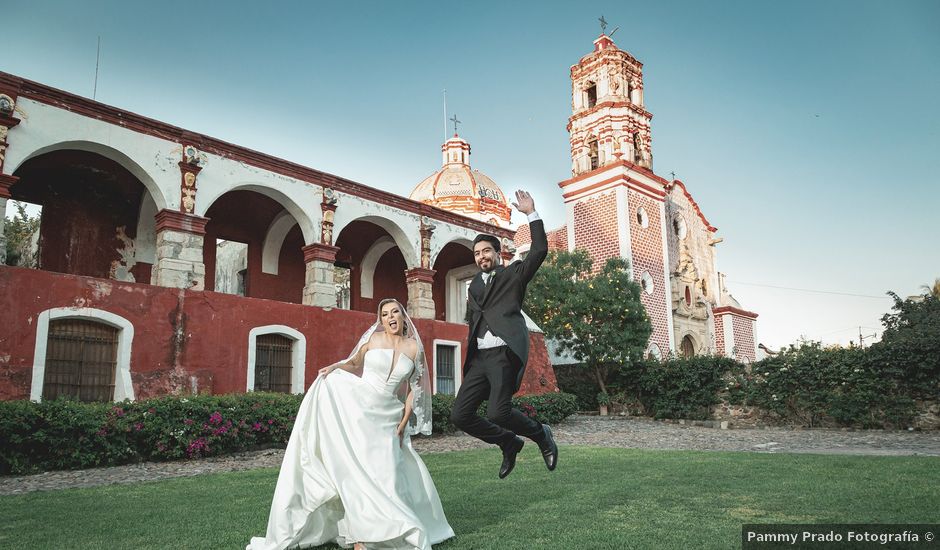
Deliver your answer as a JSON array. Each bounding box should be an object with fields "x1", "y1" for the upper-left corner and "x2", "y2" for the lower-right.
[{"x1": 527, "y1": 211, "x2": 541, "y2": 223}]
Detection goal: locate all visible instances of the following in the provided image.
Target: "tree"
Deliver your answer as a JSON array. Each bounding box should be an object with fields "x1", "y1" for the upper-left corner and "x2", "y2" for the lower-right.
[
  {"x1": 871, "y1": 290, "x2": 940, "y2": 398},
  {"x1": 922, "y1": 278, "x2": 940, "y2": 299},
  {"x1": 4, "y1": 201, "x2": 41, "y2": 267},
  {"x1": 526, "y1": 250, "x2": 652, "y2": 395}
]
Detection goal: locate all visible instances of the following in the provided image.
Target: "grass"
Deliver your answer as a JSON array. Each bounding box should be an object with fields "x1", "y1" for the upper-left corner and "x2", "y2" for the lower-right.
[{"x1": 1, "y1": 447, "x2": 938, "y2": 549}]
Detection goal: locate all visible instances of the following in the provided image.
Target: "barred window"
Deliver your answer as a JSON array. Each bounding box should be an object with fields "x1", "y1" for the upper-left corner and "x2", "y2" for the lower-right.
[
  {"x1": 435, "y1": 345, "x2": 456, "y2": 395},
  {"x1": 43, "y1": 319, "x2": 118, "y2": 402},
  {"x1": 255, "y1": 334, "x2": 293, "y2": 393}
]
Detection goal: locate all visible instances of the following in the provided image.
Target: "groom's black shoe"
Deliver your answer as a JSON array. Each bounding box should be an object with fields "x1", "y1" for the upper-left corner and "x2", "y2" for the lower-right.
[
  {"x1": 538, "y1": 424, "x2": 558, "y2": 471},
  {"x1": 499, "y1": 436, "x2": 525, "y2": 479}
]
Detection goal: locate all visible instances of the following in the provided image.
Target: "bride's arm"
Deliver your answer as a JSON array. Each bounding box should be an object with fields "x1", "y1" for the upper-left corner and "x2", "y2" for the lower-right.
[
  {"x1": 397, "y1": 384, "x2": 414, "y2": 443},
  {"x1": 318, "y1": 339, "x2": 370, "y2": 378}
]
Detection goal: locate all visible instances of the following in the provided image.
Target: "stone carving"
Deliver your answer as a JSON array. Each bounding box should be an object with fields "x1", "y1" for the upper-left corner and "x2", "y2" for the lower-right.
[
  {"x1": 321, "y1": 209, "x2": 334, "y2": 245},
  {"x1": 633, "y1": 131, "x2": 652, "y2": 168},
  {"x1": 0, "y1": 94, "x2": 13, "y2": 115},
  {"x1": 0, "y1": 127, "x2": 7, "y2": 168},
  {"x1": 419, "y1": 217, "x2": 435, "y2": 269},
  {"x1": 178, "y1": 155, "x2": 201, "y2": 214},
  {"x1": 183, "y1": 145, "x2": 205, "y2": 166}
]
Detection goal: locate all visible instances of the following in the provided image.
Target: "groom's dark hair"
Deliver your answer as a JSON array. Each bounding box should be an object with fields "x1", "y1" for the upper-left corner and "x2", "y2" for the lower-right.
[{"x1": 473, "y1": 234, "x2": 501, "y2": 252}]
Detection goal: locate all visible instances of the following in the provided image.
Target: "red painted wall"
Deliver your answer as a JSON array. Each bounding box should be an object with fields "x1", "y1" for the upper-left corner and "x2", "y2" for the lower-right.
[
  {"x1": 12, "y1": 150, "x2": 144, "y2": 280},
  {"x1": 0, "y1": 266, "x2": 557, "y2": 401}
]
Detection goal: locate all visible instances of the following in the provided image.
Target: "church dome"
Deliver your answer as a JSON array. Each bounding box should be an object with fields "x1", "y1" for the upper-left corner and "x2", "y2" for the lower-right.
[{"x1": 409, "y1": 134, "x2": 512, "y2": 228}]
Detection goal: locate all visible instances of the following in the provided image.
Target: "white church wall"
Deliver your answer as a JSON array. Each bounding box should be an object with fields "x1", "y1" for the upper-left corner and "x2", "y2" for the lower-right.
[{"x1": 5, "y1": 98, "x2": 177, "y2": 211}]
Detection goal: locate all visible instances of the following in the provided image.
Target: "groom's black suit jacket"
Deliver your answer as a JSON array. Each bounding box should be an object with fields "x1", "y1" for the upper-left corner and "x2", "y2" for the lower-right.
[{"x1": 465, "y1": 219, "x2": 547, "y2": 391}]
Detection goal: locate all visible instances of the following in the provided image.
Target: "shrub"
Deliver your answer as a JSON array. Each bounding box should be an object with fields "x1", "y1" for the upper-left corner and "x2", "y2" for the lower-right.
[
  {"x1": 0, "y1": 392, "x2": 302, "y2": 475},
  {"x1": 633, "y1": 355, "x2": 741, "y2": 420},
  {"x1": 430, "y1": 392, "x2": 579, "y2": 434},
  {"x1": 747, "y1": 343, "x2": 918, "y2": 428}
]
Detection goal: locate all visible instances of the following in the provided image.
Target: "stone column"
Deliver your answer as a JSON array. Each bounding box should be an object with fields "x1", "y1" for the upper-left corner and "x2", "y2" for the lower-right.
[
  {"x1": 405, "y1": 267, "x2": 436, "y2": 319},
  {"x1": 0, "y1": 176, "x2": 14, "y2": 265},
  {"x1": 302, "y1": 243, "x2": 340, "y2": 307},
  {"x1": 0, "y1": 94, "x2": 23, "y2": 266},
  {"x1": 151, "y1": 209, "x2": 209, "y2": 290}
]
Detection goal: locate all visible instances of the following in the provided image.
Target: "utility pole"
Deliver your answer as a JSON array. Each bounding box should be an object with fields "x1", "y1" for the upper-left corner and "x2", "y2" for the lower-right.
[{"x1": 858, "y1": 326, "x2": 877, "y2": 347}]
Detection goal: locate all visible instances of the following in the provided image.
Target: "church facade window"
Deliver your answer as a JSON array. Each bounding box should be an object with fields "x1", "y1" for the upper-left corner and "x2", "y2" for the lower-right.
[
  {"x1": 636, "y1": 207, "x2": 649, "y2": 228},
  {"x1": 641, "y1": 271, "x2": 654, "y2": 295},
  {"x1": 586, "y1": 82, "x2": 597, "y2": 108},
  {"x1": 673, "y1": 216, "x2": 688, "y2": 240}
]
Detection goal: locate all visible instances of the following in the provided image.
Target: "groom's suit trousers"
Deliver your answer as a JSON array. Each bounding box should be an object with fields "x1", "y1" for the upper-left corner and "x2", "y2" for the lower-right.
[{"x1": 450, "y1": 346, "x2": 545, "y2": 448}]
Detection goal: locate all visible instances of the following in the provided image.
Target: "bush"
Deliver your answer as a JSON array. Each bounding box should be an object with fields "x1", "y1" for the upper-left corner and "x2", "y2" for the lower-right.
[
  {"x1": 553, "y1": 364, "x2": 603, "y2": 410},
  {"x1": 633, "y1": 355, "x2": 741, "y2": 420},
  {"x1": 747, "y1": 343, "x2": 918, "y2": 428},
  {"x1": 0, "y1": 392, "x2": 302, "y2": 475},
  {"x1": 430, "y1": 392, "x2": 579, "y2": 434},
  {"x1": 0, "y1": 391, "x2": 580, "y2": 474}
]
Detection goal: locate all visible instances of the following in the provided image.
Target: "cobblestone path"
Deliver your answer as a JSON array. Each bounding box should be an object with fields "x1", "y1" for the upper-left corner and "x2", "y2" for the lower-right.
[{"x1": 2, "y1": 415, "x2": 938, "y2": 495}]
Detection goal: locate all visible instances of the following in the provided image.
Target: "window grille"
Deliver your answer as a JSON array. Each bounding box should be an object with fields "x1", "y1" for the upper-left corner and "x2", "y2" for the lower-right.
[
  {"x1": 435, "y1": 344, "x2": 456, "y2": 395},
  {"x1": 255, "y1": 334, "x2": 293, "y2": 393},
  {"x1": 43, "y1": 319, "x2": 118, "y2": 402}
]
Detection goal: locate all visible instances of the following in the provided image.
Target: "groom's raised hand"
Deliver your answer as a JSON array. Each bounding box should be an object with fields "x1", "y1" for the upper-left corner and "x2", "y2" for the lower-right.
[{"x1": 511, "y1": 189, "x2": 535, "y2": 215}]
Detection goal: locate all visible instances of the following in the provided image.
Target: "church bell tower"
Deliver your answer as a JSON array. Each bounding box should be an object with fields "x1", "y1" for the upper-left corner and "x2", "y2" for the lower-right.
[{"x1": 568, "y1": 34, "x2": 653, "y2": 175}]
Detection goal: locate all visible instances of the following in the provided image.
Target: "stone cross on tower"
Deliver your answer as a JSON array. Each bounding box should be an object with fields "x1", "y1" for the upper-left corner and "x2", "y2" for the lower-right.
[
  {"x1": 450, "y1": 114, "x2": 461, "y2": 135},
  {"x1": 599, "y1": 15, "x2": 608, "y2": 34}
]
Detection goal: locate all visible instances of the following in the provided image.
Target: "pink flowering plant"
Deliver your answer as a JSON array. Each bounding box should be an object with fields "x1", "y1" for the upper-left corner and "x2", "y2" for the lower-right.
[{"x1": 0, "y1": 392, "x2": 301, "y2": 474}]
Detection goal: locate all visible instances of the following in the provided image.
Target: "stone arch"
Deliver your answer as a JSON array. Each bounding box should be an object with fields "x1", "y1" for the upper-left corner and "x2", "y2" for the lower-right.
[
  {"x1": 360, "y1": 236, "x2": 397, "y2": 299},
  {"x1": 430, "y1": 238, "x2": 476, "y2": 323},
  {"x1": 11, "y1": 147, "x2": 159, "y2": 280},
  {"x1": 261, "y1": 210, "x2": 299, "y2": 275},
  {"x1": 333, "y1": 215, "x2": 418, "y2": 269},
  {"x1": 198, "y1": 183, "x2": 315, "y2": 245},
  {"x1": 429, "y1": 237, "x2": 473, "y2": 268},
  {"x1": 11, "y1": 140, "x2": 169, "y2": 211},
  {"x1": 680, "y1": 333, "x2": 698, "y2": 358},
  {"x1": 135, "y1": 193, "x2": 158, "y2": 265},
  {"x1": 30, "y1": 307, "x2": 135, "y2": 402}
]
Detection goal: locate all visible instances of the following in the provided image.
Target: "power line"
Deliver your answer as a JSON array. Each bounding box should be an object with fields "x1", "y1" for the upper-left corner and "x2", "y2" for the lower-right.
[{"x1": 727, "y1": 280, "x2": 890, "y2": 299}]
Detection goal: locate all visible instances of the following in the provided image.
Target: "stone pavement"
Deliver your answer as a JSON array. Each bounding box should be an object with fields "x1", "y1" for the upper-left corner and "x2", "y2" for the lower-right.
[{"x1": 2, "y1": 415, "x2": 938, "y2": 495}]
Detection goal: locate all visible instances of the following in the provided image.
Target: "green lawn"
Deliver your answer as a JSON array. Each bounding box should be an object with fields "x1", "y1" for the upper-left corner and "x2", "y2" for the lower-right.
[{"x1": 1, "y1": 447, "x2": 937, "y2": 549}]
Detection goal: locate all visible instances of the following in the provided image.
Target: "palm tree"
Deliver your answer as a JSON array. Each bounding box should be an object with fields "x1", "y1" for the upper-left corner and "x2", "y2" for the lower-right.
[{"x1": 922, "y1": 278, "x2": 940, "y2": 299}]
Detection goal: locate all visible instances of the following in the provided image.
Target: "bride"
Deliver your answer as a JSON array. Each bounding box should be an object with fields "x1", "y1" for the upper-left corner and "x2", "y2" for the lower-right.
[{"x1": 247, "y1": 299, "x2": 455, "y2": 550}]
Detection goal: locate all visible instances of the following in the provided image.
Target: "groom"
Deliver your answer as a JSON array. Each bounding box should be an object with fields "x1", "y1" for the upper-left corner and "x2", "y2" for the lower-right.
[{"x1": 451, "y1": 189, "x2": 558, "y2": 479}]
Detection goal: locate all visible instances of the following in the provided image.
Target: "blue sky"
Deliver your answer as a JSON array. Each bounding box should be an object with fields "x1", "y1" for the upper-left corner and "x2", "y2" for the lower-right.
[{"x1": 5, "y1": 0, "x2": 939, "y2": 349}]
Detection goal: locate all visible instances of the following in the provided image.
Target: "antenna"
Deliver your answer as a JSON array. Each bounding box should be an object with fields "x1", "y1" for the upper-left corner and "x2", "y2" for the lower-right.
[
  {"x1": 609, "y1": 26, "x2": 620, "y2": 37},
  {"x1": 442, "y1": 89, "x2": 447, "y2": 142},
  {"x1": 93, "y1": 36, "x2": 101, "y2": 100}
]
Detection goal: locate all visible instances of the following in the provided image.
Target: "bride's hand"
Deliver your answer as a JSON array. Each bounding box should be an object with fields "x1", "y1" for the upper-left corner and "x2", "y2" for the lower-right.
[
  {"x1": 396, "y1": 422, "x2": 406, "y2": 447},
  {"x1": 318, "y1": 365, "x2": 336, "y2": 378}
]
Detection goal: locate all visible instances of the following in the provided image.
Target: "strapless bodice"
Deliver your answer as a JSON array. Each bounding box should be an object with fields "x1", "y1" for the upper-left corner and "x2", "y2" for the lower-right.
[{"x1": 361, "y1": 348, "x2": 415, "y2": 394}]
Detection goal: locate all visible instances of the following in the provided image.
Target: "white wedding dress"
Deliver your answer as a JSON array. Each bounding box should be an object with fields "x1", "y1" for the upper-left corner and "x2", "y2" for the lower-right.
[{"x1": 248, "y1": 349, "x2": 454, "y2": 550}]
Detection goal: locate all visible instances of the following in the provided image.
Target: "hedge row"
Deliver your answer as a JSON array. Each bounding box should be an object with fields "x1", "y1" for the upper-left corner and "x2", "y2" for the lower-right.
[
  {"x1": 0, "y1": 391, "x2": 578, "y2": 475},
  {"x1": 554, "y1": 294, "x2": 939, "y2": 429}
]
